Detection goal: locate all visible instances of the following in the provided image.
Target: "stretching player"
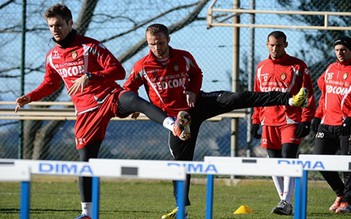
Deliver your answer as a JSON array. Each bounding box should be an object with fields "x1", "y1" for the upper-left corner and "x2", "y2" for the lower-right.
[
  {"x1": 312, "y1": 36, "x2": 351, "y2": 214},
  {"x1": 123, "y1": 23, "x2": 310, "y2": 219},
  {"x1": 251, "y1": 31, "x2": 316, "y2": 215},
  {"x1": 14, "y1": 4, "x2": 188, "y2": 219}
]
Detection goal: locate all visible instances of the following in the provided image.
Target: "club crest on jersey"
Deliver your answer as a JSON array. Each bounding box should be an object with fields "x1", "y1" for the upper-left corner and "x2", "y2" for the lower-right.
[
  {"x1": 71, "y1": 51, "x2": 78, "y2": 59},
  {"x1": 344, "y1": 72, "x2": 348, "y2": 80},
  {"x1": 174, "y1": 64, "x2": 179, "y2": 71},
  {"x1": 280, "y1": 73, "x2": 287, "y2": 81}
]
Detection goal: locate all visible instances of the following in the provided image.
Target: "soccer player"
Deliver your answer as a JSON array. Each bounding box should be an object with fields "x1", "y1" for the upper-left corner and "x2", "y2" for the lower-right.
[
  {"x1": 312, "y1": 36, "x2": 351, "y2": 214},
  {"x1": 14, "y1": 4, "x2": 189, "y2": 219},
  {"x1": 251, "y1": 31, "x2": 316, "y2": 215},
  {"x1": 123, "y1": 23, "x2": 310, "y2": 219}
]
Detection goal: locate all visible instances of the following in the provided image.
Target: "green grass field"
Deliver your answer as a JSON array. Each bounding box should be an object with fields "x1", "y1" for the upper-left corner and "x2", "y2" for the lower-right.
[{"x1": 0, "y1": 176, "x2": 347, "y2": 218}]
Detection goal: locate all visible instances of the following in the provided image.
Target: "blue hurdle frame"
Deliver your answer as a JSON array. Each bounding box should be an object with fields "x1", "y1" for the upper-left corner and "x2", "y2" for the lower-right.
[
  {"x1": 14, "y1": 174, "x2": 185, "y2": 219},
  {"x1": 20, "y1": 181, "x2": 30, "y2": 219},
  {"x1": 205, "y1": 174, "x2": 304, "y2": 219},
  {"x1": 91, "y1": 177, "x2": 186, "y2": 219}
]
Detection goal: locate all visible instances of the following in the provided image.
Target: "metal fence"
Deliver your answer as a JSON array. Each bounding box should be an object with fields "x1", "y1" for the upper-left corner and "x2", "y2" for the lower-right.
[{"x1": 1, "y1": 0, "x2": 350, "y2": 161}]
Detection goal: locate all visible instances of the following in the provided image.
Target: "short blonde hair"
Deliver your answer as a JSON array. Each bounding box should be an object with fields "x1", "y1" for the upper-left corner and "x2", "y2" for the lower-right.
[{"x1": 146, "y1": 23, "x2": 169, "y2": 37}]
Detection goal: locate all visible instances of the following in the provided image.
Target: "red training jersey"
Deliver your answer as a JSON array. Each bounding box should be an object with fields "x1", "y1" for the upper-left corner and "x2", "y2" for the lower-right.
[
  {"x1": 252, "y1": 53, "x2": 316, "y2": 126},
  {"x1": 315, "y1": 59, "x2": 351, "y2": 125},
  {"x1": 27, "y1": 34, "x2": 125, "y2": 115},
  {"x1": 123, "y1": 47, "x2": 203, "y2": 117}
]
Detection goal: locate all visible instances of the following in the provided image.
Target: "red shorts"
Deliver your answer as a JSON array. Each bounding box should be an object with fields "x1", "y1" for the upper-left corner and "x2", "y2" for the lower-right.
[
  {"x1": 74, "y1": 92, "x2": 119, "y2": 150},
  {"x1": 260, "y1": 124, "x2": 301, "y2": 150}
]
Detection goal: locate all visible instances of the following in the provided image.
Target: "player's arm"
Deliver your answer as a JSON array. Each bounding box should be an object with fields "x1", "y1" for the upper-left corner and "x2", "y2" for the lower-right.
[
  {"x1": 15, "y1": 65, "x2": 61, "y2": 112},
  {"x1": 67, "y1": 74, "x2": 89, "y2": 96},
  {"x1": 183, "y1": 90, "x2": 196, "y2": 108},
  {"x1": 300, "y1": 67, "x2": 316, "y2": 122},
  {"x1": 15, "y1": 95, "x2": 31, "y2": 113},
  {"x1": 250, "y1": 72, "x2": 263, "y2": 138},
  {"x1": 342, "y1": 72, "x2": 351, "y2": 118},
  {"x1": 314, "y1": 73, "x2": 326, "y2": 119},
  {"x1": 123, "y1": 65, "x2": 145, "y2": 119},
  {"x1": 88, "y1": 41, "x2": 126, "y2": 81},
  {"x1": 251, "y1": 71, "x2": 262, "y2": 124},
  {"x1": 123, "y1": 65, "x2": 144, "y2": 93},
  {"x1": 311, "y1": 73, "x2": 325, "y2": 133},
  {"x1": 186, "y1": 53, "x2": 203, "y2": 97}
]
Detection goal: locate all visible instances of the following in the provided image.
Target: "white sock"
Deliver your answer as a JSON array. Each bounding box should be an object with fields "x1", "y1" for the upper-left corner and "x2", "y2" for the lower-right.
[
  {"x1": 282, "y1": 176, "x2": 295, "y2": 203},
  {"x1": 163, "y1": 117, "x2": 175, "y2": 131},
  {"x1": 272, "y1": 176, "x2": 284, "y2": 200},
  {"x1": 81, "y1": 202, "x2": 92, "y2": 216}
]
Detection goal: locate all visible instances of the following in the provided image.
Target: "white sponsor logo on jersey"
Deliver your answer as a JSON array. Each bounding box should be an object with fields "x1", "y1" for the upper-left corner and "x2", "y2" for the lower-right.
[
  {"x1": 326, "y1": 85, "x2": 349, "y2": 95},
  {"x1": 57, "y1": 65, "x2": 85, "y2": 78},
  {"x1": 261, "y1": 87, "x2": 288, "y2": 92},
  {"x1": 154, "y1": 77, "x2": 186, "y2": 90}
]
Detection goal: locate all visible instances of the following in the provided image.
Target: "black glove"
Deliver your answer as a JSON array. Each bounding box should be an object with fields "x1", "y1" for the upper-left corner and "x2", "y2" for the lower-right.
[
  {"x1": 311, "y1": 117, "x2": 321, "y2": 133},
  {"x1": 250, "y1": 124, "x2": 262, "y2": 139},
  {"x1": 340, "y1": 117, "x2": 351, "y2": 136},
  {"x1": 295, "y1": 122, "x2": 311, "y2": 138}
]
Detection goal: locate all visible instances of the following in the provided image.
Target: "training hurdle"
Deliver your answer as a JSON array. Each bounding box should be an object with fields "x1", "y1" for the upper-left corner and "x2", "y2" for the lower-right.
[
  {"x1": 298, "y1": 154, "x2": 351, "y2": 219},
  {"x1": 5, "y1": 159, "x2": 186, "y2": 219},
  {"x1": 204, "y1": 156, "x2": 304, "y2": 219},
  {"x1": 88, "y1": 159, "x2": 187, "y2": 219},
  {"x1": 0, "y1": 160, "x2": 31, "y2": 219},
  {"x1": 91, "y1": 159, "x2": 301, "y2": 219}
]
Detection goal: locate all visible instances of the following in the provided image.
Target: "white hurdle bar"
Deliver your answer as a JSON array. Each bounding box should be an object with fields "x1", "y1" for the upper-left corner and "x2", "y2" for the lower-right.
[
  {"x1": 298, "y1": 154, "x2": 351, "y2": 219},
  {"x1": 89, "y1": 159, "x2": 187, "y2": 219},
  {"x1": 10, "y1": 159, "x2": 186, "y2": 219},
  {"x1": 204, "y1": 156, "x2": 304, "y2": 219},
  {"x1": 0, "y1": 160, "x2": 31, "y2": 219}
]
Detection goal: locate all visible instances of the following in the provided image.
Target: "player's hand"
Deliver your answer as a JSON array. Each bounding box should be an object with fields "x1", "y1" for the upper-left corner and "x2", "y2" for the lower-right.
[
  {"x1": 311, "y1": 117, "x2": 321, "y2": 133},
  {"x1": 295, "y1": 122, "x2": 311, "y2": 138},
  {"x1": 131, "y1": 112, "x2": 140, "y2": 119},
  {"x1": 67, "y1": 74, "x2": 89, "y2": 96},
  {"x1": 250, "y1": 123, "x2": 261, "y2": 139},
  {"x1": 183, "y1": 90, "x2": 196, "y2": 108},
  {"x1": 340, "y1": 117, "x2": 351, "y2": 136},
  {"x1": 15, "y1": 95, "x2": 31, "y2": 113}
]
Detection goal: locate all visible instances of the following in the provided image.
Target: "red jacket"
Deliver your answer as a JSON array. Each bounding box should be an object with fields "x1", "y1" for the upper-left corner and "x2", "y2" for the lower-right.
[
  {"x1": 252, "y1": 53, "x2": 316, "y2": 126},
  {"x1": 123, "y1": 47, "x2": 203, "y2": 117},
  {"x1": 315, "y1": 59, "x2": 351, "y2": 125},
  {"x1": 27, "y1": 34, "x2": 125, "y2": 114}
]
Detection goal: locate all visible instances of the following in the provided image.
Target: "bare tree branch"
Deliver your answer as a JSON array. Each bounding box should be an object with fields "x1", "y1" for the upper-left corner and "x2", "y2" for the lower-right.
[
  {"x1": 101, "y1": 2, "x2": 200, "y2": 43},
  {"x1": 118, "y1": 0, "x2": 210, "y2": 63},
  {"x1": 0, "y1": 0, "x2": 14, "y2": 9},
  {"x1": 74, "y1": 0, "x2": 98, "y2": 35}
]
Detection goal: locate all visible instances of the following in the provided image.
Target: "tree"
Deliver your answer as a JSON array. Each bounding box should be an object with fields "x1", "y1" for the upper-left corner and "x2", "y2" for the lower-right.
[{"x1": 277, "y1": 0, "x2": 351, "y2": 78}]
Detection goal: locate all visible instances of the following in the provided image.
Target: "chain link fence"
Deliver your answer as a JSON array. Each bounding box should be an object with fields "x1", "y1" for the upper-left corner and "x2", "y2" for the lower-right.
[{"x1": 0, "y1": 0, "x2": 350, "y2": 162}]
